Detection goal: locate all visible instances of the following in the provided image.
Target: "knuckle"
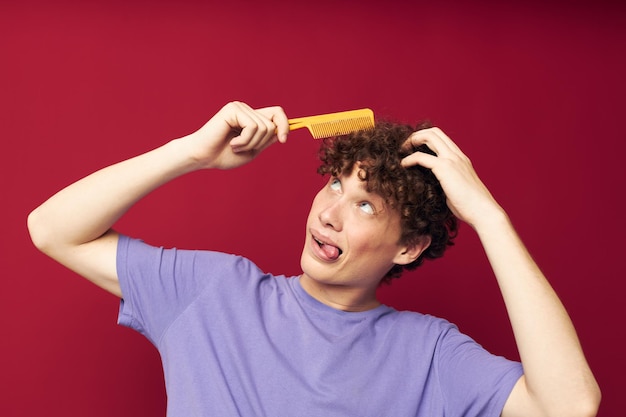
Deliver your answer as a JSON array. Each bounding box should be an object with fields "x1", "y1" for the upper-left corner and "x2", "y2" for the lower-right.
[{"x1": 270, "y1": 105, "x2": 284, "y2": 113}]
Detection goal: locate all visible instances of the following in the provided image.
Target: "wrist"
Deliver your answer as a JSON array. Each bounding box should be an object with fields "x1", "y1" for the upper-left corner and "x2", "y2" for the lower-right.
[
  {"x1": 167, "y1": 135, "x2": 208, "y2": 173},
  {"x1": 471, "y1": 207, "x2": 513, "y2": 239}
]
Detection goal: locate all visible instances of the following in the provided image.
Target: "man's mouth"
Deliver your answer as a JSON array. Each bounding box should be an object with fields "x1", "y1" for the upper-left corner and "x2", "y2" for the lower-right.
[{"x1": 313, "y1": 236, "x2": 343, "y2": 261}]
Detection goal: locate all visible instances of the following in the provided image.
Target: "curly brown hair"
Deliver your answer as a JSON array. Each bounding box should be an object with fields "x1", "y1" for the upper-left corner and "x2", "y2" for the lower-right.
[{"x1": 317, "y1": 121, "x2": 458, "y2": 283}]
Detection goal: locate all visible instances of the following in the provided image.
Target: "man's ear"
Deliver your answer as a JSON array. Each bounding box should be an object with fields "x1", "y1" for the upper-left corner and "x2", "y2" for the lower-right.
[{"x1": 393, "y1": 236, "x2": 432, "y2": 266}]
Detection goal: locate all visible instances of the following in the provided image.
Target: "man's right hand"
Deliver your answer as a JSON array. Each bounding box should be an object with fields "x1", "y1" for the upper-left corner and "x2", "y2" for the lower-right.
[
  {"x1": 28, "y1": 101, "x2": 290, "y2": 297},
  {"x1": 185, "y1": 101, "x2": 290, "y2": 170}
]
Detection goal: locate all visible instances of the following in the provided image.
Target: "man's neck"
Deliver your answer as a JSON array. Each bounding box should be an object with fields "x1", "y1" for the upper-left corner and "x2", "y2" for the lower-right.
[{"x1": 299, "y1": 274, "x2": 381, "y2": 312}]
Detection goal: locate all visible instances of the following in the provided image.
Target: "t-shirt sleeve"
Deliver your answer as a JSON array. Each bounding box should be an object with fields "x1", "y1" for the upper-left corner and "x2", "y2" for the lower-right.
[
  {"x1": 116, "y1": 234, "x2": 241, "y2": 346},
  {"x1": 435, "y1": 322, "x2": 523, "y2": 417}
]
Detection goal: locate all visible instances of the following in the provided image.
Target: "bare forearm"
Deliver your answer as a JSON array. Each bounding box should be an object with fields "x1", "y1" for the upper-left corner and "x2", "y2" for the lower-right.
[
  {"x1": 28, "y1": 103, "x2": 290, "y2": 296},
  {"x1": 28, "y1": 137, "x2": 199, "y2": 253},
  {"x1": 400, "y1": 127, "x2": 600, "y2": 415},
  {"x1": 475, "y1": 211, "x2": 600, "y2": 416}
]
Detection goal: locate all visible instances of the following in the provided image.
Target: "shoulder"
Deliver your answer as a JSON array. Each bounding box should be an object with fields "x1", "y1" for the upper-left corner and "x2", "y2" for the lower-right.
[
  {"x1": 392, "y1": 309, "x2": 457, "y2": 333},
  {"x1": 381, "y1": 309, "x2": 459, "y2": 347},
  {"x1": 118, "y1": 234, "x2": 262, "y2": 273}
]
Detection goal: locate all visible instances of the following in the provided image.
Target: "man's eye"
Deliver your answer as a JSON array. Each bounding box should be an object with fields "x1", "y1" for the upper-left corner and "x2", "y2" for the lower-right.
[
  {"x1": 358, "y1": 202, "x2": 375, "y2": 215},
  {"x1": 330, "y1": 178, "x2": 341, "y2": 191}
]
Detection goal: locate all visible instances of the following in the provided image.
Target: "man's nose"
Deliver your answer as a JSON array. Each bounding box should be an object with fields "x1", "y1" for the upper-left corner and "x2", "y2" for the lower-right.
[{"x1": 318, "y1": 199, "x2": 343, "y2": 231}]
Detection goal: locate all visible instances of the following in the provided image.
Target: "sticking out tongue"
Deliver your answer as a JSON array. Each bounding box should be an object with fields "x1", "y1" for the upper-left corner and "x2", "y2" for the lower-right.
[{"x1": 320, "y1": 242, "x2": 341, "y2": 261}]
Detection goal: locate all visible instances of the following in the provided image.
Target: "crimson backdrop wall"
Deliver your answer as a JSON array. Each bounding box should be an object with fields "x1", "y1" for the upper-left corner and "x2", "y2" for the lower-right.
[{"x1": 2, "y1": 1, "x2": 624, "y2": 416}]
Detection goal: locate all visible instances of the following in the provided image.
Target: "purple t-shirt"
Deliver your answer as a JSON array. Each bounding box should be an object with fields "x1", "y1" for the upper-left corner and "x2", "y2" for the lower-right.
[{"x1": 117, "y1": 235, "x2": 523, "y2": 417}]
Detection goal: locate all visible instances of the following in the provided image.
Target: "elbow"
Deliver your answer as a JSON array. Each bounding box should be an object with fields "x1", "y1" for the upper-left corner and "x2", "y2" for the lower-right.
[
  {"x1": 576, "y1": 376, "x2": 602, "y2": 417},
  {"x1": 27, "y1": 209, "x2": 41, "y2": 248},
  {"x1": 549, "y1": 385, "x2": 602, "y2": 417},
  {"x1": 27, "y1": 208, "x2": 54, "y2": 254},
  {"x1": 578, "y1": 385, "x2": 602, "y2": 417}
]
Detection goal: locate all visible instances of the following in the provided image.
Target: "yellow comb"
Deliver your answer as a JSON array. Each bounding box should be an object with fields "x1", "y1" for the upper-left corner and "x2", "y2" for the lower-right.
[{"x1": 288, "y1": 108, "x2": 374, "y2": 139}]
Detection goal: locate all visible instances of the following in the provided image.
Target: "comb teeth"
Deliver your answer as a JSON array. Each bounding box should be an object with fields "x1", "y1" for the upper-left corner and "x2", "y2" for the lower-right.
[
  {"x1": 287, "y1": 108, "x2": 374, "y2": 139},
  {"x1": 309, "y1": 117, "x2": 374, "y2": 139}
]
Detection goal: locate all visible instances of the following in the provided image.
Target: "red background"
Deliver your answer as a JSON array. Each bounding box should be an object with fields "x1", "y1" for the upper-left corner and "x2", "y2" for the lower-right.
[{"x1": 2, "y1": 1, "x2": 624, "y2": 416}]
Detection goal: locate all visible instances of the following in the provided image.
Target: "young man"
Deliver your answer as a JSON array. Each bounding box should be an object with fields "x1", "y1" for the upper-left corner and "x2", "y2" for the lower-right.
[{"x1": 28, "y1": 102, "x2": 600, "y2": 416}]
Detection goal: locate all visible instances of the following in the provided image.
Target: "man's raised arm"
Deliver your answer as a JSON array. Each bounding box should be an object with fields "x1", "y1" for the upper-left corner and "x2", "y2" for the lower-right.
[
  {"x1": 401, "y1": 128, "x2": 601, "y2": 417},
  {"x1": 27, "y1": 102, "x2": 289, "y2": 297}
]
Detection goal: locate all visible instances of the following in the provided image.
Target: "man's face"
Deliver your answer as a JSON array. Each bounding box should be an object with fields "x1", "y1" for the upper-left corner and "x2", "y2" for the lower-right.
[{"x1": 300, "y1": 165, "x2": 409, "y2": 290}]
